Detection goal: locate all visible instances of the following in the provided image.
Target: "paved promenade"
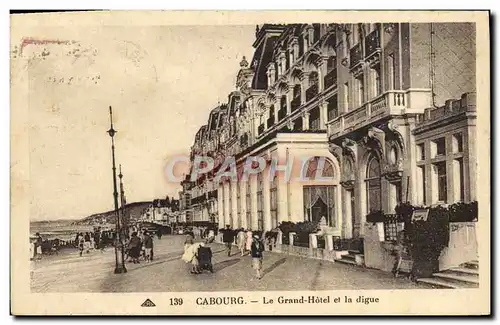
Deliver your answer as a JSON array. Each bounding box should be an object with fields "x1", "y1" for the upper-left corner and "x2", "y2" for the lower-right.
[{"x1": 31, "y1": 235, "x2": 423, "y2": 292}]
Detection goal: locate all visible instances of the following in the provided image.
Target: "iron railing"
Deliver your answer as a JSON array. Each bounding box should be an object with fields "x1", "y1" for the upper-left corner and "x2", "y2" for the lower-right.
[
  {"x1": 384, "y1": 214, "x2": 400, "y2": 242},
  {"x1": 349, "y1": 43, "x2": 363, "y2": 69},
  {"x1": 365, "y1": 28, "x2": 381, "y2": 59}
]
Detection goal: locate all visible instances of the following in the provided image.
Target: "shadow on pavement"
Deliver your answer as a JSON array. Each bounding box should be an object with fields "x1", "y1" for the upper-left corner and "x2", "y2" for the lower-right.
[
  {"x1": 263, "y1": 257, "x2": 287, "y2": 277},
  {"x1": 213, "y1": 258, "x2": 241, "y2": 272}
]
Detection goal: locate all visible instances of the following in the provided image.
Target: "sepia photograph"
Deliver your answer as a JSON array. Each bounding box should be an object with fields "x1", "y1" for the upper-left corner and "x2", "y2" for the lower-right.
[{"x1": 10, "y1": 10, "x2": 490, "y2": 315}]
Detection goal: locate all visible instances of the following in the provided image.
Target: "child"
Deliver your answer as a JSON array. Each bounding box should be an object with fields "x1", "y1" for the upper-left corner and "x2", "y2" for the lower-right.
[{"x1": 250, "y1": 233, "x2": 265, "y2": 279}]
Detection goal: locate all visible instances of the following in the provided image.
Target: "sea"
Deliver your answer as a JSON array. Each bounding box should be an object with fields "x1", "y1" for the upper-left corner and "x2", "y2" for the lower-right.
[{"x1": 30, "y1": 220, "x2": 115, "y2": 241}]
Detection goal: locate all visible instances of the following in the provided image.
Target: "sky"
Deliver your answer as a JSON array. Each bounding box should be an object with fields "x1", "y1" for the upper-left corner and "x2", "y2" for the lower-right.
[{"x1": 13, "y1": 23, "x2": 256, "y2": 221}]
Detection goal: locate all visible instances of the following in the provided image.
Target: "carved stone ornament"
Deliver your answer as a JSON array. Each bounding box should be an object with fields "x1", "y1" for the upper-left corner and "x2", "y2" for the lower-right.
[
  {"x1": 340, "y1": 180, "x2": 355, "y2": 190},
  {"x1": 328, "y1": 143, "x2": 343, "y2": 161},
  {"x1": 341, "y1": 57, "x2": 349, "y2": 67},
  {"x1": 383, "y1": 157, "x2": 403, "y2": 182},
  {"x1": 338, "y1": 23, "x2": 351, "y2": 35},
  {"x1": 384, "y1": 23, "x2": 397, "y2": 35},
  {"x1": 340, "y1": 138, "x2": 357, "y2": 162},
  {"x1": 363, "y1": 127, "x2": 385, "y2": 153},
  {"x1": 386, "y1": 120, "x2": 405, "y2": 155},
  {"x1": 341, "y1": 138, "x2": 357, "y2": 149}
]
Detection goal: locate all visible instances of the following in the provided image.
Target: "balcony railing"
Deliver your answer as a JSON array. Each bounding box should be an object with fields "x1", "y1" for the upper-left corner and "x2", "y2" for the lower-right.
[
  {"x1": 365, "y1": 29, "x2": 381, "y2": 59},
  {"x1": 349, "y1": 43, "x2": 363, "y2": 69},
  {"x1": 278, "y1": 108, "x2": 287, "y2": 121},
  {"x1": 324, "y1": 68, "x2": 337, "y2": 90},
  {"x1": 327, "y1": 90, "x2": 409, "y2": 136},
  {"x1": 383, "y1": 214, "x2": 401, "y2": 242},
  {"x1": 306, "y1": 83, "x2": 319, "y2": 102},
  {"x1": 327, "y1": 108, "x2": 338, "y2": 122},
  {"x1": 291, "y1": 97, "x2": 301, "y2": 112},
  {"x1": 309, "y1": 117, "x2": 321, "y2": 130},
  {"x1": 258, "y1": 124, "x2": 264, "y2": 135}
]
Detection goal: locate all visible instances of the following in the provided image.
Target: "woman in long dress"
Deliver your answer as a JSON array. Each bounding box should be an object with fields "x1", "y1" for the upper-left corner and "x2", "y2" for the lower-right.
[
  {"x1": 182, "y1": 237, "x2": 202, "y2": 274},
  {"x1": 245, "y1": 229, "x2": 253, "y2": 252},
  {"x1": 237, "y1": 229, "x2": 247, "y2": 256}
]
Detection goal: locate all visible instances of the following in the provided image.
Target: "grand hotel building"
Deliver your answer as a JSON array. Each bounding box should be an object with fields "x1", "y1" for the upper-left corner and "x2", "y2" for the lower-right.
[{"x1": 180, "y1": 23, "x2": 476, "y2": 241}]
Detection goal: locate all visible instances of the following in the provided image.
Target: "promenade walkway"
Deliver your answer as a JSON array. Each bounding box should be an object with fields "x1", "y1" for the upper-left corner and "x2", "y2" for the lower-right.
[{"x1": 31, "y1": 235, "x2": 423, "y2": 292}]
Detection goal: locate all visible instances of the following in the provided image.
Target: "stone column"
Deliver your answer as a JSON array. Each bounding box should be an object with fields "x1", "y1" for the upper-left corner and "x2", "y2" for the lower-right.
[
  {"x1": 277, "y1": 170, "x2": 289, "y2": 223},
  {"x1": 341, "y1": 186, "x2": 354, "y2": 239},
  {"x1": 302, "y1": 111, "x2": 310, "y2": 130},
  {"x1": 286, "y1": 91, "x2": 292, "y2": 115},
  {"x1": 250, "y1": 175, "x2": 259, "y2": 231},
  {"x1": 263, "y1": 167, "x2": 272, "y2": 231},
  {"x1": 217, "y1": 183, "x2": 224, "y2": 230},
  {"x1": 301, "y1": 77, "x2": 308, "y2": 104},
  {"x1": 231, "y1": 181, "x2": 238, "y2": 228},
  {"x1": 223, "y1": 181, "x2": 230, "y2": 228},
  {"x1": 319, "y1": 100, "x2": 328, "y2": 129},
  {"x1": 240, "y1": 181, "x2": 248, "y2": 230}
]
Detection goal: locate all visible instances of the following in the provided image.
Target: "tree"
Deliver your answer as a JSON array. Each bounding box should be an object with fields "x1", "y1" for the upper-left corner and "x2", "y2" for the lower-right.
[{"x1": 165, "y1": 196, "x2": 171, "y2": 207}]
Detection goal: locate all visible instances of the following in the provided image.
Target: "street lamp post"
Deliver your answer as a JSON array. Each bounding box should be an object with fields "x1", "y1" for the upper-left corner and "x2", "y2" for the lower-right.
[
  {"x1": 107, "y1": 106, "x2": 127, "y2": 274},
  {"x1": 119, "y1": 165, "x2": 129, "y2": 239}
]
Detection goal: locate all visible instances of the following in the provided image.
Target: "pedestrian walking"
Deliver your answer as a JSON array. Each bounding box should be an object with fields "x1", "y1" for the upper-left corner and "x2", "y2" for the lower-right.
[
  {"x1": 94, "y1": 227, "x2": 101, "y2": 252},
  {"x1": 250, "y1": 233, "x2": 265, "y2": 280},
  {"x1": 35, "y1": 233, "x2": 43, "y2": 260},
  {"x1": 222, "y1": 225, "x2": 235, "y2": 257},
  {"x1": 245, "y1": 229, "x2": 253, "y2": 252},
  {"x1": 182, "y1": 241, "x2": 203, "y2": 274},
  {"x1": 206, "y1": 228, "x2": 215, "y2": 243},
  {"x1": 127, "y1": 232, "x2": 142, "y2": 264},
  {"x1": 237, "y1": 228, "x2": 247, "y2": 256},
  {"x1": 143, "y1": 231, "x2": 154, "y2": 262},
  {"x1": 84, "y1": 232, "x2": 91, "y2": 254},
  {"x1": 77, "y1": 233, "x2": 85, "y2": 256}
]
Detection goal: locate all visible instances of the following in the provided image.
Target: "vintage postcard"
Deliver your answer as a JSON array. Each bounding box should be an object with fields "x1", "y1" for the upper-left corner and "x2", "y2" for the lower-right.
[{"x1": 10, "y1": 10, "x2": 490, "y2": 315}]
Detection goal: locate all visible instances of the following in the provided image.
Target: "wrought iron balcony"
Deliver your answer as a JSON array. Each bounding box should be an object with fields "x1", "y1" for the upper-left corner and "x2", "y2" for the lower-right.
[
  {"x1": 365, "y1": 28, "x2": 381, "y2": 59},
  {"x1": 291, "y1": 97, "x2": 301, "y2": 112},
  {"x1": 305, "y1": 83, "x2": 319, "y2": 102},
  {"x1": 349, "y1": 43, "x2": 363, "y2": 69},
  {"x1": 324, "y1": 68, "x2": 337, "y2": 90}
]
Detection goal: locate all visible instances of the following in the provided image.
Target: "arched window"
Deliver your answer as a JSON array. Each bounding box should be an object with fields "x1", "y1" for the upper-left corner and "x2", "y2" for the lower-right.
[
  {"x1": 270, "y1": 176, "x2": 278, "y2": 229},
  {"x1": 304, "y1": 156, "x2": 335, "y2": 180},
  {"x1": 293, "y1": 84, "x2": 301, "y2": 99},
  {"x1": 327, "y1": 56, "x2": 336, "y2": 72},
  {"x1": 309, "y1": 71, "x2": 319, "y2": 87},
  {"x1": 366, "y1": 156, "x2": 382, "y2": 213}
]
